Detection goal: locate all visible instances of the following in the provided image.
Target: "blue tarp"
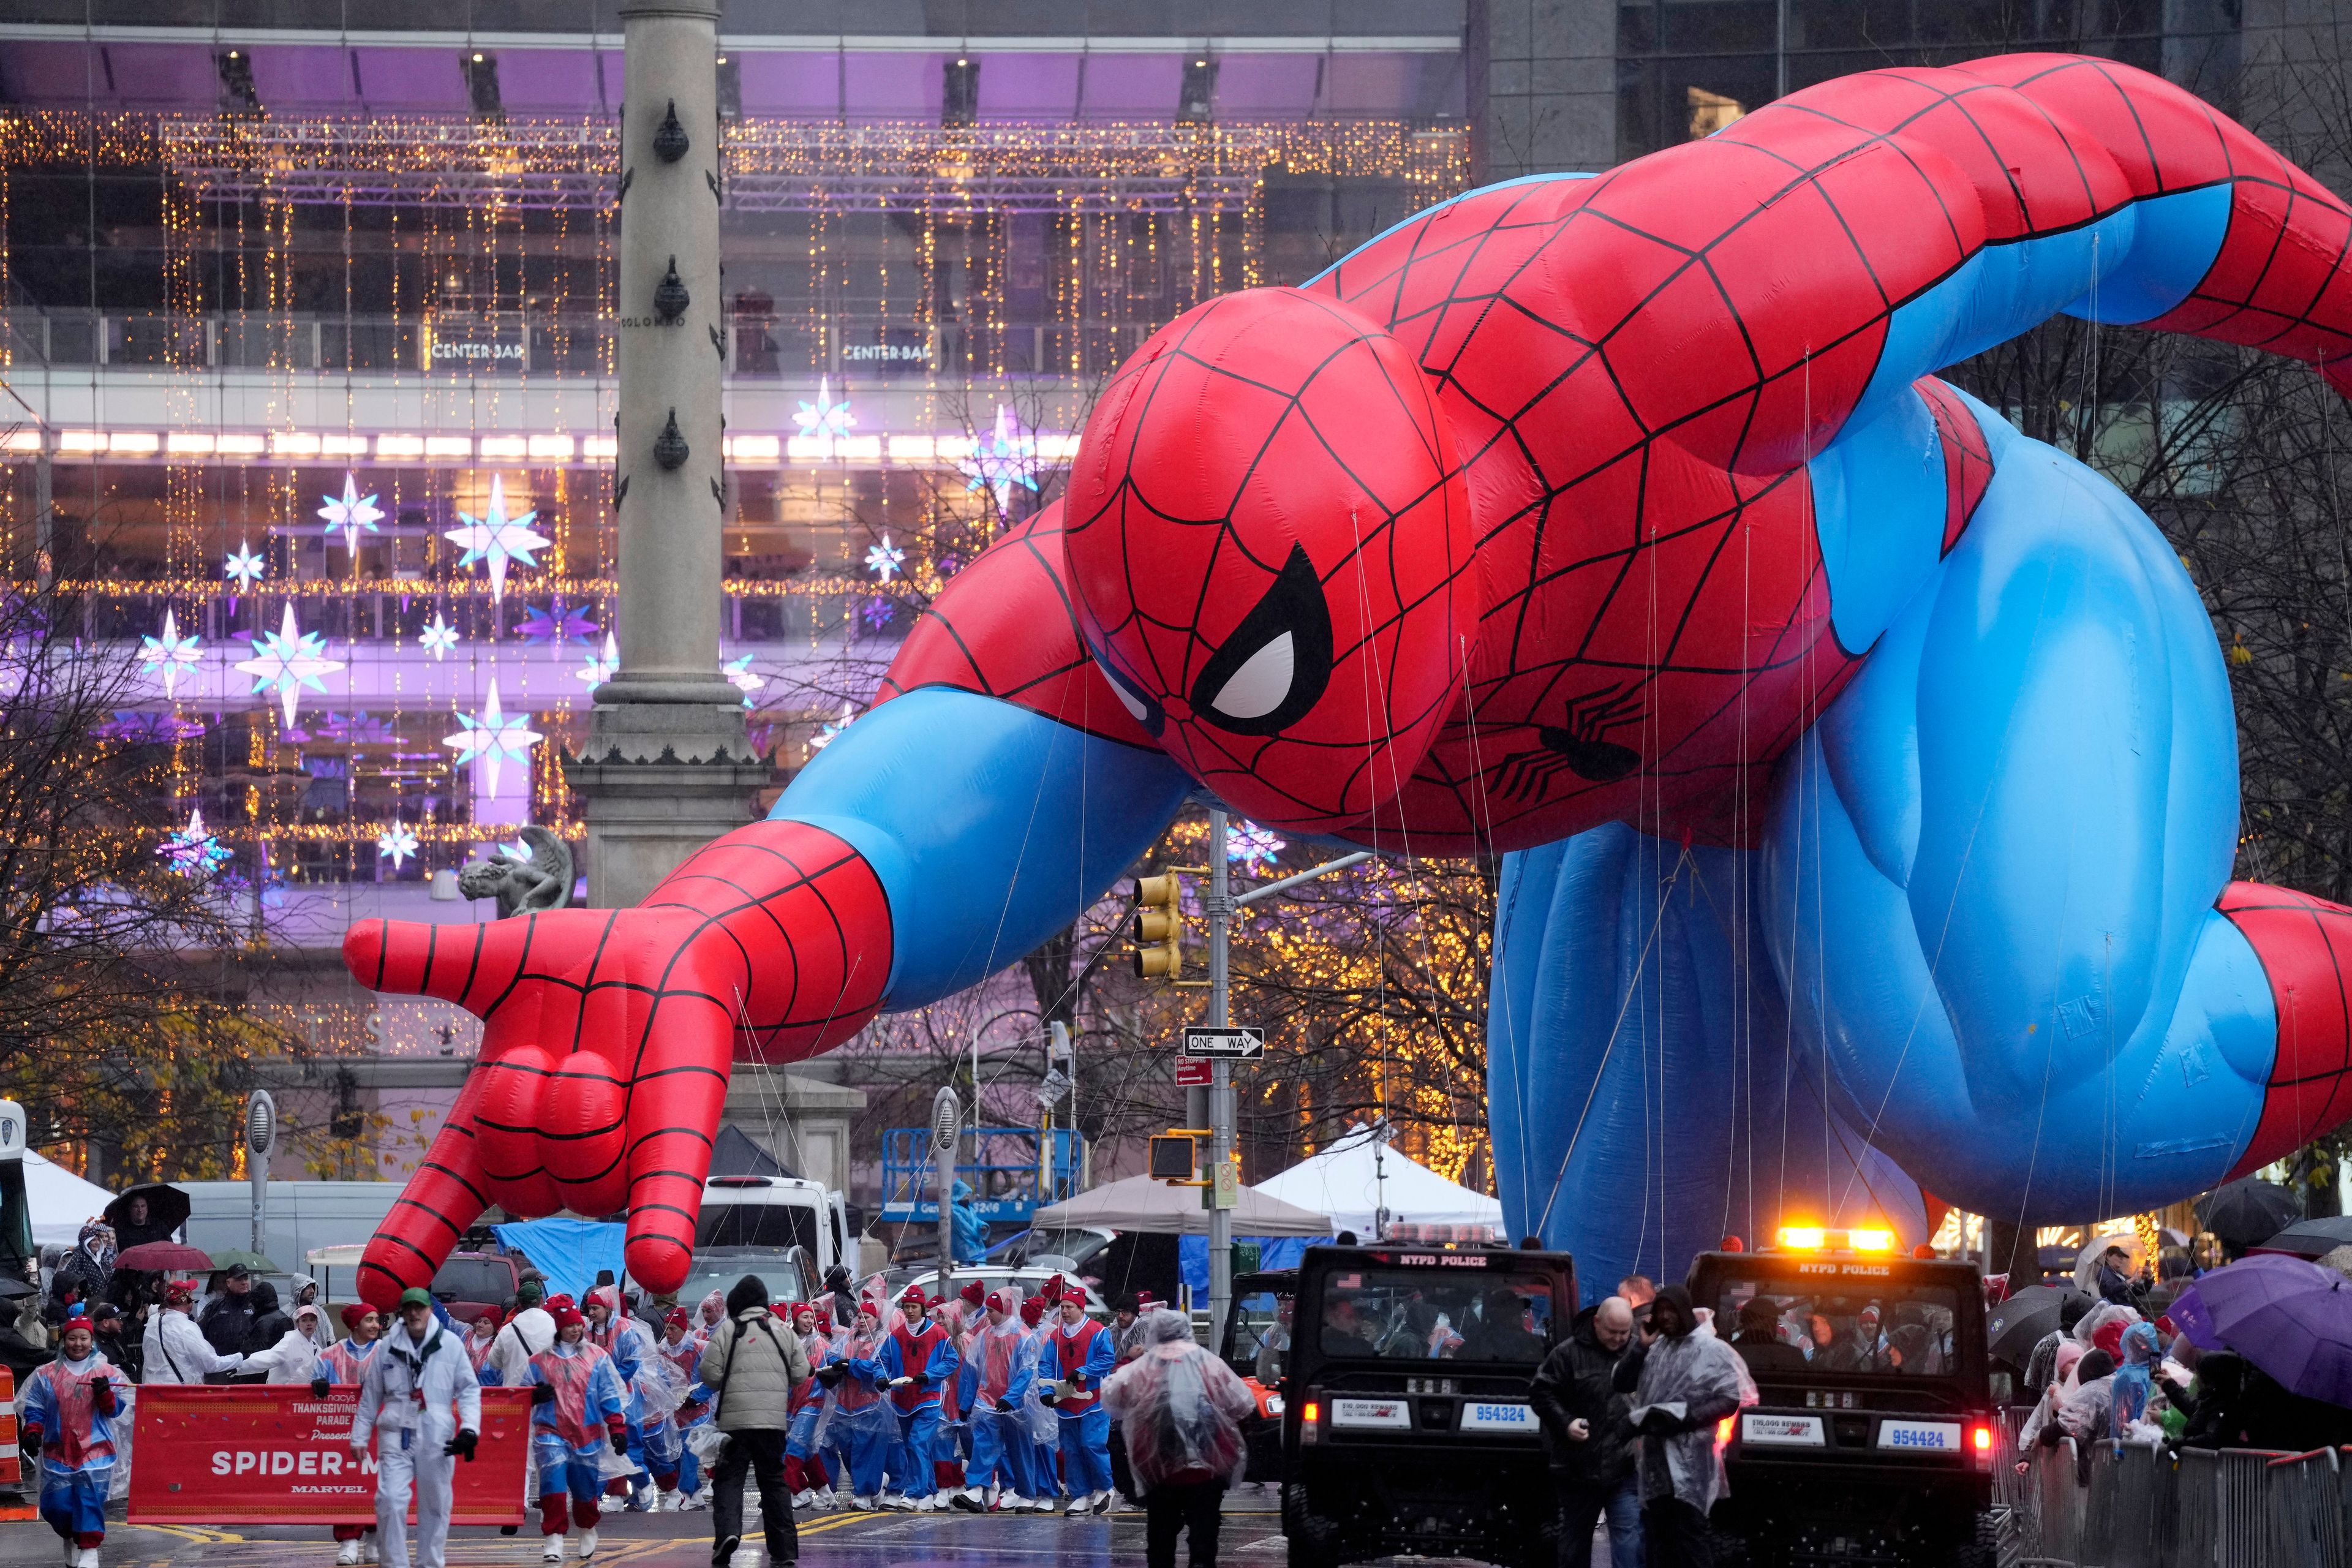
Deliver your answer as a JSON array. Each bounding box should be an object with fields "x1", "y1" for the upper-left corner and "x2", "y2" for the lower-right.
[
  {"x1": 491, "y1": 1217, "x2": 627, "y2": 1303},
  {"x1": 1179, "y1": 1234, "x2": 1327, "y2": 1293}
]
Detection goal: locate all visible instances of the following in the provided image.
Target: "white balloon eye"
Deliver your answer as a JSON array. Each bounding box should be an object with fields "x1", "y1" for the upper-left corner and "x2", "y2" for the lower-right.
[
  {"x1": 1204, "y1": 631, "x2": 1294, "y2": 722},
  {"x1": 1108, "y1": 674, "x2": 1150, "y2": 724}
]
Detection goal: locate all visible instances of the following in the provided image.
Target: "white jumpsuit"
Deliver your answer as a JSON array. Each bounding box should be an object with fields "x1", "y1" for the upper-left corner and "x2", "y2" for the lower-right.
[{"x1": 348, "y1": 1322, "x2": 484, "y2": 1568}]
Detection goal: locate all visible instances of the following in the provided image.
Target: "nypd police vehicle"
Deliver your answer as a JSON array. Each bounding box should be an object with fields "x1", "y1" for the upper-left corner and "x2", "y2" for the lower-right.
[
  {"x1": 1280, "y1": 1242, "x2": 1575, "y2": 1568},
  {"x1": 1689, "y1": 1232, "x2": 2000, "y2": 1567}
]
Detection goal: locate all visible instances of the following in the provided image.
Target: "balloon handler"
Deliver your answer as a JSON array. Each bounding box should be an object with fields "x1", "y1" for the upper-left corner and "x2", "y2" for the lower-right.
[
  {"x1": 345, "y1": 1287, "x2": 484, "y2": 1568},
  {"x1": 21, "y1": 1311, "x2": 134, "y2": 1568},
  {"x1": 524, "y1": 1294, "x2": 629, "y2": 1562},
  {"x1": 1042, "y1": 1287, "x2": 1118, "y2": 1515}
]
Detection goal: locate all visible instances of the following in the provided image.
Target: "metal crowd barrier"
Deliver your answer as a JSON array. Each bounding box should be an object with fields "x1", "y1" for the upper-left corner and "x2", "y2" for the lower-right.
[{"x1": 2010, "y1": 1436, "x2": 2350, "y2": 1568}]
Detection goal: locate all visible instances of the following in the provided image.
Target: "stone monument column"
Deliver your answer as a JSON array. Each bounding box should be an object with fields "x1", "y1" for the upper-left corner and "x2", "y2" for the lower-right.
[{"x1": 568, "y1": 0, "x2": 769, "y2": 908}]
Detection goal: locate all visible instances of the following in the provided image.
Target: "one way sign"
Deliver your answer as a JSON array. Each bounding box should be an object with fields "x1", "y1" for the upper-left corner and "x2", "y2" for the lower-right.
[{"x1": 1182, "y1": 1025, "x2": 1265, "y2": 1060}]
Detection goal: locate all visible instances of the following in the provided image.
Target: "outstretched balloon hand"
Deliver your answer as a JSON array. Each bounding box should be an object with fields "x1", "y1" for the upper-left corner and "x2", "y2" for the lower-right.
[{"x1": 342, "y1": 820, "x2": 891, "y2": 1309}]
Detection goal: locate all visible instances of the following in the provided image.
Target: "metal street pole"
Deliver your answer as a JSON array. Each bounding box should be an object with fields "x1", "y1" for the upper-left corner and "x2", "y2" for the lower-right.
[
  {"x1": 932, "y1": 1087, "x2": 960, "y2": 1301},
  {"x1": 1208, "y1": 809, "x2": 1233, "y2": 1350},
  {"x1": 245, "y1": 1091, "x2": 276, "y2": 1257}
]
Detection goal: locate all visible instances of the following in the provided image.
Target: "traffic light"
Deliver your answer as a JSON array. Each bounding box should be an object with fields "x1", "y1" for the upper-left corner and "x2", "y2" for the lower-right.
[{"x1": 1131, "y1": 872, "x2": 1183, "y2": 979}]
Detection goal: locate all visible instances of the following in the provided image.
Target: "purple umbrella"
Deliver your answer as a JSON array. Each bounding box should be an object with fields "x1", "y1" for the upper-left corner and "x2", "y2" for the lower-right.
[{"x1": 2166, "y1": 1253, "x2": 2352, "y2": 1404}]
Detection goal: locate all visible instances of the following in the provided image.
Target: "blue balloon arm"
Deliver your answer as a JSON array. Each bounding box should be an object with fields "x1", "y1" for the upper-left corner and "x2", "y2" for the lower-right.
[{"x1": 770, "y1": 685, "x2": 1194, "y2": 1010}]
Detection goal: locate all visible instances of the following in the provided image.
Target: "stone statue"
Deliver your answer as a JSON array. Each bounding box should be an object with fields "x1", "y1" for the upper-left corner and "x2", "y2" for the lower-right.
[{"x1": 456, "y1": 826, "x2": 575, "y2": 918}]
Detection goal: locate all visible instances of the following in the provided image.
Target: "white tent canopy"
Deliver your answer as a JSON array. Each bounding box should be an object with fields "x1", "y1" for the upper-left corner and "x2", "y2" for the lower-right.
[
  {"x1": 1253, "y1": 1124, "x2": 1503, "y2": 1239},
  {"x1": 25, "y1": 1150, "x2": 117, "y2": 1250},
  {"x1": 1033, "y1": 1174, "x2": 1333, "y2": 1237}
]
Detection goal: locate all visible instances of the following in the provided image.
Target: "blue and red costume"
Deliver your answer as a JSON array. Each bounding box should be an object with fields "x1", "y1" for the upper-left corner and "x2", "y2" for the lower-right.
[
  {"x1": 345, "y1": 54, "x2": 2352, "y2": 1299},
  {"x1": 21, "y1": 1330, "x2": 132, "y2": 1555},
  {"x1": 884, "y1": 1295, "x2": 960, "y2": 1502},
  {"x1": 1049, "y1": 1310, "x2": 1117, "y2": 1500}
]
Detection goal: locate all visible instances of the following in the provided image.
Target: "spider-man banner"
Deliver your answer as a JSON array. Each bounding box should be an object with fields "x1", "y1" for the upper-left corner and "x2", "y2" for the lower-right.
[{"x1": 347, "y1": 54, "x2": 2352, "y2": 1301}]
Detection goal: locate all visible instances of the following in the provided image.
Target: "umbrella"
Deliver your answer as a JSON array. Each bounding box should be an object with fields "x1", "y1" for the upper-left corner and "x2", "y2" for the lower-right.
[
  {"x1": 1984, "y1": 1284, "x2": 2075, "y2": 1366},
  {"x1": 115, "y1": 1240, "x2": 212, "y2": 1273},
  {"x1": 0, "y1": 1276, "x2": 33, "y2": 1303},
  {"x1": 2253, "y1": 1216, "x2": 2352, "y2": 1260},
  {"x1": 103, "y1": 1183, "x2": 189, "y2": 1249},
  {"x1": 2195, "y1": 1178, "x2": 2302, "y2": 1249},
  {"x1": 207, "y1": 1248, "x2": 278, "y2": 1275},
  {"x1": 2166, "y1": 1253, "x2": 2352, "y2": 1405}
]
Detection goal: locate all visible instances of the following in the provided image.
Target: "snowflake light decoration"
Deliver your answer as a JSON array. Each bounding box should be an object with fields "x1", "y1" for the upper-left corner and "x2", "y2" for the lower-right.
[
  {"x1": 97, "y1": 711, "x2": 203, "y2": 745},
  {"x1": 442, "y1": 680, "x2": 543, "y2": 797},
  {"x1": 1227, "y1": 821, "x2": 1287, "y2": 876},
  {"x1": 418, "y1": 612, "x2": 460, "y2": 661},
  {"x1": 138, "y1": 610, "x2": 202, "y2": 698},
  {"x1": 521, "y1": 601, "x2": 598, "y2": 646},
  {"x1": 724, "y1": 654, "x2": 765, "y2": 707},
  {"x1": 375, "y1": 821, "x2": 421, "y2": 869},
  {"x1": 864, "y1": 533, "x2": 906, "y2": 583},
  {"x1": 576, "y1": 633, "x2": 619, "y2": 693},
  {"x1": 443, "y1": 475, "x2": 550, "y2": 603},
  {"x1": 861, "y1": 595, "x2": 895, "y2": 631},
  {"x1": 793, "y1": 375, "x2": 855, "y2": 454},
  {"x1": 809, "y1": 703, "x2": 856, "y2": 752},
  {"x1": 159, "y1": 807, "x2": 231, "y2": 877},
  {"x1": 318, "y1": 472, "x2": 385, "y2": 554},
  {"x1": 235, "y1": 606, "x2": 344, "y2": 727},
  {"x1": 959, "y1": 404, "x2": 1041, "y2": 511},
  {"x1": 223, "y1": 540, "x2": 266, "y2": 591}
]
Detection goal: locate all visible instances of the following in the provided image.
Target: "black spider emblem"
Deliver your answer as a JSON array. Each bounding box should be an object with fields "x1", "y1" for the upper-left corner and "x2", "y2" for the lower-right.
[{"x1": 1491, "y1": 684, "x2": 1645, "y2": 801}]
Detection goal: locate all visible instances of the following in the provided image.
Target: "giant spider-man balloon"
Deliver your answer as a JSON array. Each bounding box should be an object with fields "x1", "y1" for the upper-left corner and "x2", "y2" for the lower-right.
[{"x1": 349, "y1": 55, "x2": 2352, "y2": 1303}]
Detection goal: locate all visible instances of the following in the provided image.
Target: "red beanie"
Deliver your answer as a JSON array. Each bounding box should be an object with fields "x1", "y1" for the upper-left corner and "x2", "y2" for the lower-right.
[
  {"x1": 339, "y1": 1303, "x2": 371, "y2": 1332},
  {"x1": 1019, "y1": 1297, "x2": 1046, "y2": 1326},
  {"x1": 959, "y1": 1280, "x2": 986, "y2": 1306}
]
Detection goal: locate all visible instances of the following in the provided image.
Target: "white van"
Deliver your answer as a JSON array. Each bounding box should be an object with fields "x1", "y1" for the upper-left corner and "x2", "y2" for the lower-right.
[
  {"x1": 179, "y1": 1180, "x2": 402, "y2": 1270},
  {"x1": 696, "y1": 1175, "x2": 849, "y2": 1276}
]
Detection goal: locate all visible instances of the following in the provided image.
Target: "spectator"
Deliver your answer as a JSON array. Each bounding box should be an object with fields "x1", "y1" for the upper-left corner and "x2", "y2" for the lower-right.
[
  {"x1": 88, "y1": 1303, "x2": 138, "y2": 1381},
  {"x1": 2040, "y1": 1349, "x2": 2117, "y2": 1450},
  {"x1": 1317, "y1": 1295, "x2": 1378, "y2": 1359},
  {"x1": 1612, "y1": 1287, "x2": 1749, "y2": 1568},
  {"x1": 48, "y1": 1224, "x2": 114, "y2": 1322},
  {"x1": 110, "y1": 1192, "x2": 173, "y2": 1250},
  {"x1": 1463, "y1": 1289, "x2": 1547, "y2": 1361},
  {"x1": 2176, "y1": 1349, "x2": 2248, "y2": 1450},
  {"x1": 2095, "y1": 1246, "x2": 2148, "y2": 1308},
  {"x1": 1529, "y1": 1297, "x2": 1642, "y2": 1568},
  {"x1": 2112, "y1": 1322, "x2": 2162, "y2": 1428},
  {"x1": 1100, "y1": 1310, "x2": 1256, "y2": 1568},
  {"x1": 700, "y1": 1274, "x2": 811, "y2": 1567},
  {"x1": 1730, "y1": 1300, "x2": 1806, "y2": 1374},
  {"x1": 2024, "y1": 1294, "x2": 2094, "y2": 1397},
  {"x1": 245, "y1": 1303, "x2": 326, "y2": 1384},
  {"x1": 198, "y1": 1264, "x2": 258, "y2": 1357},
  {"x1": 143, "y1": 1278, "x2": 244, "y2": 1384},
  {"x1": 246, "y1": 1281, "x2": 292, "y2": 1351}
]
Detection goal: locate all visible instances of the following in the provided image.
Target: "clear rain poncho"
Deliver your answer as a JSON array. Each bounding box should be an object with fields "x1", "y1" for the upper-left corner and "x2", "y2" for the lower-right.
[
  {"x1": 1626, "y1": 1327, "x2": 1755, "y2": 1513},
  {"x1": 973, "y1": 1313, "x2": 1057, "y2": 1446},
  {"x1": 1099, "y1": 1309, "x2": 1257, "y2": 1490}
]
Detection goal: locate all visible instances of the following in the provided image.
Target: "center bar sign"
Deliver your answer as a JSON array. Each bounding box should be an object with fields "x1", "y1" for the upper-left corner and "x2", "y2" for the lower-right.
[{"x1": 129, "y1": 1387, "x2": 531, "y2": 1526}]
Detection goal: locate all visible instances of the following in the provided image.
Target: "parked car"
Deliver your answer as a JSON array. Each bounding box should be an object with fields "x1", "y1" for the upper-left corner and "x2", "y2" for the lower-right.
[{"x1": 696, "y1": 1176, "x2": 851, "y2": 1275}]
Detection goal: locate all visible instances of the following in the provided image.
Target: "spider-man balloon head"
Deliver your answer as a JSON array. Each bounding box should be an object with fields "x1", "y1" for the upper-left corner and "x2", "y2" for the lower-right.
[{"x1": 1061, "y1": 288, "x2": 1479, "y2": 832}]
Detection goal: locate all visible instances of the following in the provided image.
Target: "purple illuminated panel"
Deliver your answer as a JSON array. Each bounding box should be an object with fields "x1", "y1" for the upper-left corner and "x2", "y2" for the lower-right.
[
  {"x1": 841, "y1": 53, "x2": 934, "y2": 119},
  {"x1": 976, "y1": 54, "x2": 1083, "y2": 119},
  {"x1": 92, "y1": 42, "x2": 217, "y2": 110},
  {"x1": 738, "y1": 51, "x2": 842, "y2": 118},
  {"x1": 344, "y1": 47, "x2": 473, "y2": 112},
  {"x1": 0, "y1": 43, "x2": 100, "y2": 107},
  {"x1": 1076, "y1": 55, "x2": 1182, "y2": 118},
  {"x1": 248, "y1": 46, "x2": 364, "y2": 113},
  {"x1": 495, "y1": 50, "x2": 612, "y2": 114},
  {"x1": 1213, "y1": 55, "x2": 1323, "y2": 115}
]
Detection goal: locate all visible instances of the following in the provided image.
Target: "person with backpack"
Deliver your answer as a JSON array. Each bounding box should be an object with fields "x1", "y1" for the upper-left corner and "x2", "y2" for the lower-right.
[
  {"x1": 699, "y1": 1275, "x2": 812, "y2": 1568},
  {"x1": 1100, "y1": 1309, "x2": 1256, "y2": 1568}
]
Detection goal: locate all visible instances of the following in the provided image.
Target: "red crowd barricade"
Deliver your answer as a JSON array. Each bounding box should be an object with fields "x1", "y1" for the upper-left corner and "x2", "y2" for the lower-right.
[{"x1": 127, "y1": 1386, "x2": 530, "y2": 1528}]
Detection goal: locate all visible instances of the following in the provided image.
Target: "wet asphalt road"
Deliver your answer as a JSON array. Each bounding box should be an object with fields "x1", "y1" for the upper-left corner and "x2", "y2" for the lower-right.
[{"x1": 0, "y1": 1490, "x2": 1306, "y2": 1568}]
